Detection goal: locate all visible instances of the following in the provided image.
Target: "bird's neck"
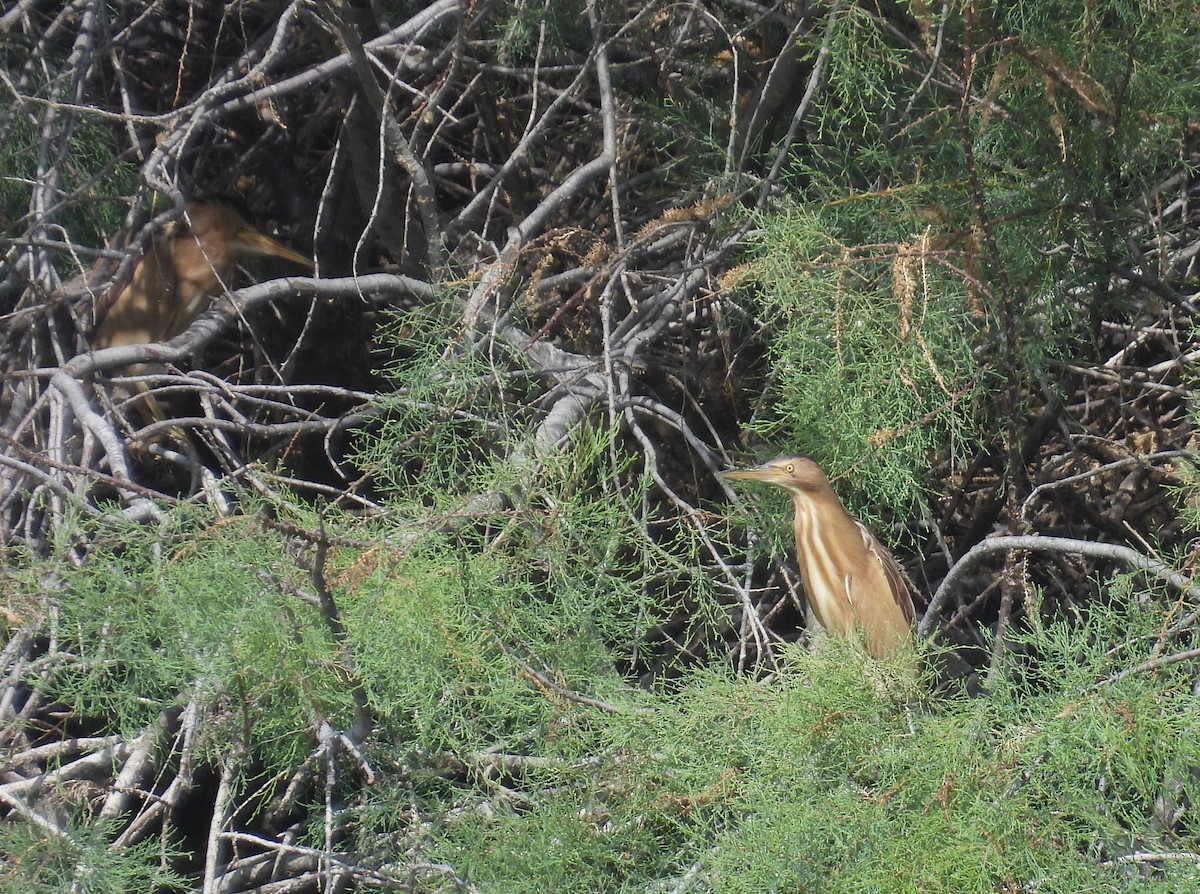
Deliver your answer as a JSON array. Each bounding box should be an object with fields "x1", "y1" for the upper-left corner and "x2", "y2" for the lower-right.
[
  {"x1": 791, "y1": 482, "x2": 854, "y2": 525},
  {"x1": 790, "y1": 490, "x2": 864, "y2": 564}
]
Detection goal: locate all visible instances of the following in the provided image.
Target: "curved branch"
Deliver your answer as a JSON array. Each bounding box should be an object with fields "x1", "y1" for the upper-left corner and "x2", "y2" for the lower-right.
[
  {"x1": 921, "y1": 535, "x2": 1200, "y2": 637},
  {"x1": 74, "y1": 273, "x2": 434, "y2": 375}
]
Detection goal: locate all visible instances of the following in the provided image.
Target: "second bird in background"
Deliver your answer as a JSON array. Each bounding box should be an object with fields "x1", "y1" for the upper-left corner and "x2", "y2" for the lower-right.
[
  {"x1": 88, "y1": 199, "x2": 314, "y2": 430},
  {"x1": 90, "y1": 199, "x2": 313, "y2": 350}
]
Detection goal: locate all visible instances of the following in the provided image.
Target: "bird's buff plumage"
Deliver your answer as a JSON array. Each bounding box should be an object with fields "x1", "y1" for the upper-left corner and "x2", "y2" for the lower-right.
[
  {"x1": 88, "y1": 200, "x2": 312, "y2": 429},
  {"x1": 91, "y1": 200, "x2": 312, "y2": 350},
  {"x1": 721, "y1": 456, "x2": 914, "y2": 658}
]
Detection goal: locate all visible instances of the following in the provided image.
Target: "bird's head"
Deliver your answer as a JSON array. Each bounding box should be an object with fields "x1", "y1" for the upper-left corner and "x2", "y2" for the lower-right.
[
  {"x1": 718, "y1": 455, "x2": 832, "y2": 496},
  {"x1": 183, "y1": 201, "x2": 313, "y2": 270}
]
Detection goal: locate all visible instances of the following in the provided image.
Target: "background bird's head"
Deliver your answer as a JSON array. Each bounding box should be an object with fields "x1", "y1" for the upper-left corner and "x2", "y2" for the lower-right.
[
  {"x1": 180, "y1": 200, "x2": 312, "y2": 269},
  {"x1": 719, "y1": 455, "x2": 832, "y2": 496}
]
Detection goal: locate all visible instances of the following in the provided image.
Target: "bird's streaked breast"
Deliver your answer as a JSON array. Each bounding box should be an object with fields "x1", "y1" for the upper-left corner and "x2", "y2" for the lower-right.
[{"x1": 791, "y1": 498, "x2": 857, "y2": 636}]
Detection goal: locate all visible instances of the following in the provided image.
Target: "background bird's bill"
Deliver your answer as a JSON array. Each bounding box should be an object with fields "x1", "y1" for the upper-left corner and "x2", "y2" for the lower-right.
[{"x1": 234, "y1": 228, "x2": 313, "y2": 270}]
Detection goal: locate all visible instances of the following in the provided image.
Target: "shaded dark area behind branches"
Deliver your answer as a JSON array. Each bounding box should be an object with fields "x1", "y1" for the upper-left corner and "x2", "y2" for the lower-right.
[{"x1": 0, "y1": 0, "x2": 1198, "y2": 888}]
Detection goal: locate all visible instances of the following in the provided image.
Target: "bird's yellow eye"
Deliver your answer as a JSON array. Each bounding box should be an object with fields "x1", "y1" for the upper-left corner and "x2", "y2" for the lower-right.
[{"x1": 785, "y1": 463, "x2": 794, "y2": 473}]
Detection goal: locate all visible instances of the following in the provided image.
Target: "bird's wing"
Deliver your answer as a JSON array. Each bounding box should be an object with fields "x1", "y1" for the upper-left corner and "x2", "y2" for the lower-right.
[
  {"x1": 89, "y1": 250, "x2": 136, "y2": 330},
  {"x1": 856, "y1": 522, "x2": 915, "y2": 626},
  {"x1": 89, "y1": 222, "x2": 163, "y2": 329},
  {"x1": 90, "y1": 211, "x2": 186, "y2": 330}
]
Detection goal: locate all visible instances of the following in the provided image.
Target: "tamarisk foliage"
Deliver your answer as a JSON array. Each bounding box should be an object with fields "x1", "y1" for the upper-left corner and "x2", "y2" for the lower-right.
[{"x1": 0, "y1": 1, "x2": 1198, "y2": 890}]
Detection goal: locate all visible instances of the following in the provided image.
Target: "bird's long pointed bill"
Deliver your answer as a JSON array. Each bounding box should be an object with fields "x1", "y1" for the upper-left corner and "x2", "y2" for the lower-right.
[
  {"x1": 238, "y1": 230, "x2": 314, "y2": 270},
  {"x1": 718, "y1": 465, "x2": 773, "y2": 482}
]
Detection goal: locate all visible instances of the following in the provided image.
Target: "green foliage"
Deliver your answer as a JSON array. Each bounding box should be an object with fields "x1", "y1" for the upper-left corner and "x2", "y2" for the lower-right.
[
  {"x1": 345, "y1": 430, "x2": 715, "y2": 752},
  {"x1": 352, "y1": 301, "x2": 726, "y2": 694},
  {"x1": 738, "y1": 196, "x2": 987, "y2": 524},
  {"x1": 346, "y1": 541, "x2": 599, "y2": 750},
  {"x1": 643, "y1": 94, "x2": 729, "y2": 188},
  {"x1": 407, "y1": 605, "x2": 1200, "y2": 894},
  {"x1": 1172, "y1": 453, "x2": 1200, "y2": 538},
  {"x1": 490, "y1": 0, "x2": 591, "y2": 65},
  {"x1": 821, "y1": 4, "x2": 909, "y2": 141},
  {"x1": 732, "y1": 0, "x2": 1200, "y2": 524},
  {"x1": 7, "y1": 491, "x2": 1200, "y2": 892},
  {"x1": 971, "y1": 1, "x2": 1199, "y2": 311},
  {"x1": 351, "y1": 303, "x2": 517, "y2": 506},
  {"x1": 10, "y1": 513, "x2": 344, "y2": 773},
  {"x1": 0, "y1": 111, "x2": 134, "y2": 261},
  {"x1": 0, "y1": 819, "x2": 185, "y2": 893}
]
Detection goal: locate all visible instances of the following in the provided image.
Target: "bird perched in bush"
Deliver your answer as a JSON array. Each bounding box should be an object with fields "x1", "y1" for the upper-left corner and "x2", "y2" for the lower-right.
[
  {"x1": 721, "y1": 456, "x2": 914, "y2": 658},
  {"x1": 91, "y1": 199, "x2": 312, "y2": 350},
  {"x1": 88, "y1": 199, "x2": 312, "y2": 428}
]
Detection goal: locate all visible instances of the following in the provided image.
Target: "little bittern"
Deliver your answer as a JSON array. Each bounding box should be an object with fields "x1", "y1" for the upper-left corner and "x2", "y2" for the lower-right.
[
  {"x1": 721, "y1": 456, "x2": 915, "y2": 658},
  {"x1": 91, "y1": 199, "x2": 312, "y2": 350}
]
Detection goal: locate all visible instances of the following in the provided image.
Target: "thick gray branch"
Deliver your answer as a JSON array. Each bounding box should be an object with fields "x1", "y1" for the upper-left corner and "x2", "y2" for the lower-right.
[{"x1": 921, "y1": 535, "x2": 1200, "y2": 637}]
